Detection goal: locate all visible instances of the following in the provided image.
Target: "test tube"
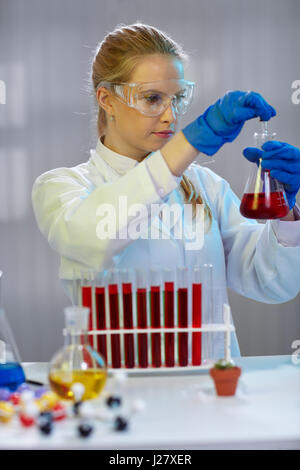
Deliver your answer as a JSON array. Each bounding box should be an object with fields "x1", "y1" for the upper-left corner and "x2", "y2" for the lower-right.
[
  {"x1": 176, "y1": 266, "x2": 189, "y2": 367},
  {"x1": 163, "y1": 268, "x2": 175, "y2": 367},
  {"x1": 107, "y1": 268, "x2": 121, "y2": 368},
  {"x1": 95, "y1": 271, "x2": 107, "y2": 363},
  {"x1": 223, "y1": 304, "x2": 231, "y2": 363},
  {"x1": 191, "y1": 265, "x2": 202, "y2": 366},
  {"x1": 202, "y1": 264, "x2": 214, "y2": 364},
  {"x1": 149, "y1": 268, "x2": 162, "y2": 368},
  {"x1": 135, "y1": 268, "x2": 149, "y2": 368},
  {"x1": 121, "y1": 268, "x2": 135, "y2": 368},
  {"x1": 80, "y1": 270, "x2": 96, "y2": 349},
  {"x1": 71, "y1": 269, "x2": 81, "y2": 306}
]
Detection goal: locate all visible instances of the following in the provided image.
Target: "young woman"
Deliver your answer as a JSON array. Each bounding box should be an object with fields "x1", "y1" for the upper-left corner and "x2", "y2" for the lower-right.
[{"x1": 32, "y1": 22, "x2": 300, "y2": 358}]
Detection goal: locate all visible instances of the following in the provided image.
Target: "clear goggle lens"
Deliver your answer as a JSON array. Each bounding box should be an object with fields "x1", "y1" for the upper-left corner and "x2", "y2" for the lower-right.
[{"x1": 99, "y1": 79, "x2": 195, "y2": 117}]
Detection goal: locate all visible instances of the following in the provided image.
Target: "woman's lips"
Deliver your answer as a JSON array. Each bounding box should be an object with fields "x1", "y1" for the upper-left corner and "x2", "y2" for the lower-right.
[{"x1": 153, "y1": 132, "x2": 174, "y2": 138}]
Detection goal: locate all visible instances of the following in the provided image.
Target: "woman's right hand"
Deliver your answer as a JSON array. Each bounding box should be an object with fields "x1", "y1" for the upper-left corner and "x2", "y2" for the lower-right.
[{"x1": 182, "y1": 90, "x2": 276, "y2": 156}]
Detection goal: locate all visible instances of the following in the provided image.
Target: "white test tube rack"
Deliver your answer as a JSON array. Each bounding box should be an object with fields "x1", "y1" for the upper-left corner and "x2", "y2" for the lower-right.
[{"x1": 69, "y1": 265, "x2": 235, "y2": 373}]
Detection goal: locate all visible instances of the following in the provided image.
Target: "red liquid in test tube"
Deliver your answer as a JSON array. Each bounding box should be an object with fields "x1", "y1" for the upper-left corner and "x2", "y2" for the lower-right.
[
  {"x1": 150, "y1": 284, "x2": 161, "y2": 368},
  {"x1": 192, "y1": 282, "x2": 202, "y2": 365},
  {"x1": 108, "y1": 283, "x2": 121, "y2": 368},
  {"x1": 137, "y1": 288, "x2": 148, "y2": 368},
  {"x1": 122, "y1": 282, "x2": 135, "y2": 368},
  {"x1": 95, "y1": 286, "x2": 107, "y2": 363},
  {"x1": 178, "y1": 287, "x2": 188, "y2": 366},
  {"x1": 164, "y1": 281, "x2": 175, "y2": 367},
  {"x1": 177, "y1": 267, "x2": 189, "y2": 367}
]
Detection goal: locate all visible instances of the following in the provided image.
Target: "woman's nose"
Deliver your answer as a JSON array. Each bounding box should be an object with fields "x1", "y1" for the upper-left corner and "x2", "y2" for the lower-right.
[{"x1": 160, "y1": 100, "x2": 177, "y2": 122}]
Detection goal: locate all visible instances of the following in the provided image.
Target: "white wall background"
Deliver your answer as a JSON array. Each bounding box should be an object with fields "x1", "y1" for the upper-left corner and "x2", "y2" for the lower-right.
[{"x1": 0, "y1": 0, "x2": 299, "y2": 361}]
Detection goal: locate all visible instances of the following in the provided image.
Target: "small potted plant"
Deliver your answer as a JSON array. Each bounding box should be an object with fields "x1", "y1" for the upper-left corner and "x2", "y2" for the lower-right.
[{"x1": 209, "y1": 358, "x2": 242, "y2": 397}]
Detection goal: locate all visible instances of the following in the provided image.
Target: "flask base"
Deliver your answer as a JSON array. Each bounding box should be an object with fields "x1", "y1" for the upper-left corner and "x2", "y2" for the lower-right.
[{"x1": 240, "y1": 192, "x2": 290, "y2": 219}]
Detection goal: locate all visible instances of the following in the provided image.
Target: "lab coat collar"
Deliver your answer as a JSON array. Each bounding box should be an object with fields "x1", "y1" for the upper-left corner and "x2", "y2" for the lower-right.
[{"x1": 94, "y1": 136, "x2": 139, "y2": 175}]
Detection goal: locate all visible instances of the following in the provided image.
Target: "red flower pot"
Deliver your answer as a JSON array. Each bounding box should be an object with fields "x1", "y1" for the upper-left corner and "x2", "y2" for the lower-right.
[{"x1": 209, "y1": 366, "x2": 242, "y2": 396}]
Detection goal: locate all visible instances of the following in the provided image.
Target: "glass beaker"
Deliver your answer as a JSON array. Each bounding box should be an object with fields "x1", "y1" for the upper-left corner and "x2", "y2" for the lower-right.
[
  {"x1": 240, "y1": 121, "x2": 290, "y2": 219},
  {"x1": 0, "y1": 271, "x2": 26, "y2": 390},
  {"x1": 48, "y1": 306, "x2": 107, "y2": 401}
]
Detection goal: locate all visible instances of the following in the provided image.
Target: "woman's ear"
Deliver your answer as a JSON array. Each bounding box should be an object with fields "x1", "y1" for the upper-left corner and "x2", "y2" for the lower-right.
[{"x1": 96, "y1": 86, "x2": 114, "y2": 114}]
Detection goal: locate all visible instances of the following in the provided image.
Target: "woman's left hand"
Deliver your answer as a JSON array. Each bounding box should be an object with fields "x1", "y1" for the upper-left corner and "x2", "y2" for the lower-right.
[{"x1": 243, "y1": 141, "x2": 300, "y2": 209}]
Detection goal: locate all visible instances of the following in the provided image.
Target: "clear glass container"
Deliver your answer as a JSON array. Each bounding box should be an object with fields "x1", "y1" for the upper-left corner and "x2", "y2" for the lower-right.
[
  {"x1": 0, "y1": 270, "x2": 26, "y2": 390},
  {"x1": 240, "y1": 121, "x2": 290, "y2": 219},
  {"x1": 48, "y1": 306, "x2": 107, "y2": 401}
]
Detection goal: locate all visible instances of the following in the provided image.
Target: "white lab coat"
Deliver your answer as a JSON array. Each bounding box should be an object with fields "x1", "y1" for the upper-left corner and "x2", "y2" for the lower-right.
[{"x1": 32, "y1": 136, "x2": 300, "y2": 359}]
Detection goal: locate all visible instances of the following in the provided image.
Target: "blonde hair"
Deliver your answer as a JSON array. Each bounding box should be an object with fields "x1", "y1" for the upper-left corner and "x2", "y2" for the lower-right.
[{"x1": 90, "y1": 21, "x2": 212, "y2": 226}]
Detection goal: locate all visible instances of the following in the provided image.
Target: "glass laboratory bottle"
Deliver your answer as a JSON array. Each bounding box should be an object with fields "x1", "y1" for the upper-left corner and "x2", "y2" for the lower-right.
[
  {"x1": 240, "y1": 121, "x2": 290, "y2": 219},
  {"x1": 0, "y1": 270, "x2": 26, "y2": 391},
  {"x1": 48, "y1": 306, "x2": 107, "y2": 401}
]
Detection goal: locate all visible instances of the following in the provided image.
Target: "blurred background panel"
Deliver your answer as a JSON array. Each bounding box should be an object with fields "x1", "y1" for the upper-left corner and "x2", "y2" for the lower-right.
[{"x1": 0, "y1": 0, "x2": 299, "y2": 361}]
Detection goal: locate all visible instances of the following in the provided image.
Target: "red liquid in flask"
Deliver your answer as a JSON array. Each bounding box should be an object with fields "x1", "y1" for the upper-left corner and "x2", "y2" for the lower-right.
[
  {"x1": 192, "y1": 283, "x2": 202, "y2": 366},
  {"x1": 164, "y1": 282, "x2": 175, "y2": 367},
  {"x1": 150, "y1": 286, "x2": 161, "y2": 368},
  {"x1": 240, "y1": 192, "x2": 289, "y2": 219},
  {"x1": 137, "y1": 288, "x2": 148, "y2": 368},
  {"x1": 95, "y1": 287, "x2": 107, "y2": 363},
  {"x1": 122, "y1": 283, "x2": 135, "y2": 368},
  {"x1": 108, "y1": 284, "x2": 121, "y2": 368},
  {"x1": 178, "y1": 287, "x2": 188, "y2": 366}
]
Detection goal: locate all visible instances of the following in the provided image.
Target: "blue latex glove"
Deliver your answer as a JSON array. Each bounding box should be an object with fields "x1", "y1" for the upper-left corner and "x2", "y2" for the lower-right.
[
  {"x1": 182, "y1": 90, "x2": 276, "y2": 155},
  {"x1": 243, "y1": 141, "x2": 300, "y2": 209}
]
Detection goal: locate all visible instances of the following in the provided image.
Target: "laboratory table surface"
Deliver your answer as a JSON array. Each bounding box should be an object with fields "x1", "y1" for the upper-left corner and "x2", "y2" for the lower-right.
[{"x1": 0, "y1": 355, "x2": 299, "y2": 450}]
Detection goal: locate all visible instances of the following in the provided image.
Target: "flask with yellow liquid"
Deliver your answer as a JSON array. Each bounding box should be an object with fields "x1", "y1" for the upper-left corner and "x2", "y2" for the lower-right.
[{"x1": 48, "y1": 306, "x2": 107, "y2": 401}]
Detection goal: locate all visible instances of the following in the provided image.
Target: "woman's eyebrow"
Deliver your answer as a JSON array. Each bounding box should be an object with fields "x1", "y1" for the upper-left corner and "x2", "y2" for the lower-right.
[{"x1": 140, "y1": 87, "x2": 185, "y2": 95}]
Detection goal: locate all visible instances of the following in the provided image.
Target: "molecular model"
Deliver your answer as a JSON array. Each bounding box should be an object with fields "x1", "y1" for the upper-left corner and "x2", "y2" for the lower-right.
[{"x1": 0, "y1": 371, "x2": 145, "y2": 439}]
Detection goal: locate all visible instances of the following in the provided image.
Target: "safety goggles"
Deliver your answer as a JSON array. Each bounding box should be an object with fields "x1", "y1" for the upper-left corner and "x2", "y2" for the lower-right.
[{"x1": 97, "y1": 79, "x2": 195, "y2": 117}]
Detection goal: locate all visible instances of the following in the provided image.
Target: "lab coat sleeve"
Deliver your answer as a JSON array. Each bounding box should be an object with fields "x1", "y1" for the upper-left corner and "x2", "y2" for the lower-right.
[
  {"x1": 145, "y1": 153, "x2": 183, "y2": 194},
  {"x1": 31, "y1": 151, "x2": 180, "y2": 271},
  {"x1": 213, "y1": 174, "x2": 300, "y2": 303},
  {"x1": 270, "y1": 204, "x2": 300, "y2": 247}
]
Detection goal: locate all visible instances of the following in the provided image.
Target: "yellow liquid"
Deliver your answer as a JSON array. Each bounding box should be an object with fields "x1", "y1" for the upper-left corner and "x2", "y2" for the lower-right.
[{"x1": 48, "y1": 369, "x2": 107, "y2": 401}]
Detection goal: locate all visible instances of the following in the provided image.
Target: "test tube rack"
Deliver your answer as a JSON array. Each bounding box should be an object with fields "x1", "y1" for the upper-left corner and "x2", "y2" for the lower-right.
[{"x1": 69, "y1": 265, "x2": 235, "y2": 373}]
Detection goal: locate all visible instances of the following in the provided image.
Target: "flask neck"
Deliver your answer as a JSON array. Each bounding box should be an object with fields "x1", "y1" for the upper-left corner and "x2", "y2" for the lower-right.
[{"x1": 64, "y1": 328, "x2": 89, "y2": 347}]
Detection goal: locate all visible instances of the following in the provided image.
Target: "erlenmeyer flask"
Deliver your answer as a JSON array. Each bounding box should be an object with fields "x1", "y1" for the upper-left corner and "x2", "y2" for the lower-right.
[
  {"x1": 48, "y1": 306, "x2": 107, "y2": 401},
  {"x1": 240, "y1": 121, "x2": 290, "y2": 219},
  {"x1": 0, "y1": 270, "x2": 26, "y2": 390}
]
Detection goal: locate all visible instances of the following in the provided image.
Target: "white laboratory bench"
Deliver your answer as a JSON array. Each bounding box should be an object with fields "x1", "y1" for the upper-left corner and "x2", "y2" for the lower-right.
[{"x1": 0, "y1": 355, "x2": 299, "y2": 450}]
